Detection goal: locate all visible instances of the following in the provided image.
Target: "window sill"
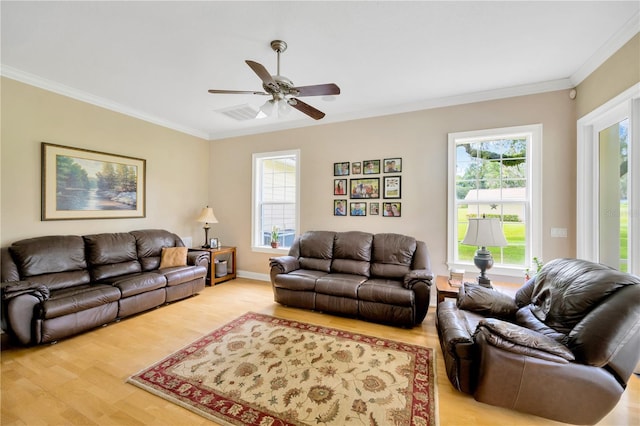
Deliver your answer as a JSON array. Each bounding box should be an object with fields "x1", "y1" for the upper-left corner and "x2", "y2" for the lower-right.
[
  {"x1": 447, "y1": 261, "x2": 528, "y2": 280},
  {"x1": 252, "y1": 246, "x2": 289, "y2": 255}
]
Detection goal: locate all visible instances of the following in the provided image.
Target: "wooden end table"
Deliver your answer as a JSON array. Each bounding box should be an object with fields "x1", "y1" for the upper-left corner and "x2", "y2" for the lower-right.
[
  {"x1": 435, "y1": 275, "x2": 462, "y2": 303},
  {"x1": 191, "y1": 246, "x2": 237, "y2": 285}
]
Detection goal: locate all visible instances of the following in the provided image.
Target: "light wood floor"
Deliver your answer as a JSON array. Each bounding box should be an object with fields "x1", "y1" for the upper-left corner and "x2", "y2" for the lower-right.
[{"x1": 1, "y1": 278, "x2": 638, "y2": 425}]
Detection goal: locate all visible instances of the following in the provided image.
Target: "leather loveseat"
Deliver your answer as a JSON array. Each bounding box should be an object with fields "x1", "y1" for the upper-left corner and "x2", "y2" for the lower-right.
[
  {"x1": 436, "y1": 258, "x2": 640, "y2": 425},
  {"x1": 269, "y1": 230, "x2": 433, "y2": 327},
  {"x1": 1, "y1": 229, "x2": 209, "y2": 346}
]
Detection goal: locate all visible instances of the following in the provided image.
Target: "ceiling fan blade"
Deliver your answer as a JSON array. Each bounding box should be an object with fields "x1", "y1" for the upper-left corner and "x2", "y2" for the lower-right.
[
  {"x1": 208, "y1": 89, "x2": 268, "y2": 95},
  {"x1": 287, "y1": 98, "x2": 325, "y2": 120},
  {"x1": 245, "y1": 60, "x2": 279, "y2": 92},
  {"x1": 293, "y1": 83, "x2": 341, "y2": 97}
]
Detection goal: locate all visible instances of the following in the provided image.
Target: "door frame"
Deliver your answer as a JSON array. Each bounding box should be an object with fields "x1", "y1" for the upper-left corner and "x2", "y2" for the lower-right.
[{"x1": 577, "y1": 83, "x2": 640, "y2": 273}]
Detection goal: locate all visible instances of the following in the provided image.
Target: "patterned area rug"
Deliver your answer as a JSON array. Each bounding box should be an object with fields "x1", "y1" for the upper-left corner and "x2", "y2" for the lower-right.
[{"x1": 128, "y1": 312, "x2": 437, "y2": 425}]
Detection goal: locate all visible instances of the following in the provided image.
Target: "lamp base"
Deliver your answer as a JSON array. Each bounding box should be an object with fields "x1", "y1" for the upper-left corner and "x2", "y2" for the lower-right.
[{"x1": 474, "y1": 247, "x2": 494, "y2": 289}]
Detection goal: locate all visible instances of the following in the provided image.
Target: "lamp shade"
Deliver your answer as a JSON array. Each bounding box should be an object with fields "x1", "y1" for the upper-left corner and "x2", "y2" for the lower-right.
[
  {"x1": 462, "y1": 217, "x2": 507, "y2": 247},
  {"x1": 196, "y1": 207, "x2": 218, "y2": 224}
]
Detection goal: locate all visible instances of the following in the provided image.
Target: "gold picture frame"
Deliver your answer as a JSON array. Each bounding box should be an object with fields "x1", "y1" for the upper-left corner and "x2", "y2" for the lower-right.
[{"x1": 41, "y1": 143, "x2": 146, "y2": 220}]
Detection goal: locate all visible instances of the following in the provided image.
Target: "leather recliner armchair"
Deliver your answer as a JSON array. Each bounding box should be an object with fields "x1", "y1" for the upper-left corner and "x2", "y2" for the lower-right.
[{"x1": 436, "y1": 258, "x2": 640, "y2": 425}]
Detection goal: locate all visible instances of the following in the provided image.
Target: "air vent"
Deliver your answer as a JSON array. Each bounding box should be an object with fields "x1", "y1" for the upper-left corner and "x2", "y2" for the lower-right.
[{"x1": 215, "y1": 104, "x2": 260, "y2": 121}]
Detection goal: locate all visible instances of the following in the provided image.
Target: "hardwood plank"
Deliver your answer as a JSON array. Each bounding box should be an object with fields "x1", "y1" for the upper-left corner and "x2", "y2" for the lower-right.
[{"x1": 1, "y1": 278, "x2": 637, "y2": 425}]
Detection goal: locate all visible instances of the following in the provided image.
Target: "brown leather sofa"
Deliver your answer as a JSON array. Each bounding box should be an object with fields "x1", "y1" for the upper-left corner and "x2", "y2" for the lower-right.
[
  {"x1": 269, "y1": 230, "x2": 433, "y2": 327},
  {"x1": 1, "y1": 229, "x2": 209, "y2": 346},
  {"x1": 436, "y1": 258, "x2": 640, "y2": 425}
]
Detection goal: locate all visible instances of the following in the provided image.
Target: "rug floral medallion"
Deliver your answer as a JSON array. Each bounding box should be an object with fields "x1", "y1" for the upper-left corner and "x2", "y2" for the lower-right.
[{"x1": 128, "y1": 312, "x2": 437, "y2": 426}]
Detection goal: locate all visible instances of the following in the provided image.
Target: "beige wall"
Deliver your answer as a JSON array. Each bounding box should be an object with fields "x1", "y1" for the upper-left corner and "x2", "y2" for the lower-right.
[
  {"x1": 1, "y1": 78, "x2": 210, "y2": 246},
  {"x1": 576, "y1": 33, "x2": 640, "y2": 118},
  {"x1": 211, "y1": 90, "x2": 577, "y2": 280}
]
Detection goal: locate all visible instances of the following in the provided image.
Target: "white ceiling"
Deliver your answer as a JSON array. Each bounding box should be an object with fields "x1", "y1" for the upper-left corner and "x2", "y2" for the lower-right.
[{"x1": 2, "y1": 1, "x2": 639, "y2": 140}]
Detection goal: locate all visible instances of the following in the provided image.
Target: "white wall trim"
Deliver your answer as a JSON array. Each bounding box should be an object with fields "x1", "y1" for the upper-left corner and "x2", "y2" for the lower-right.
[
  {"x1": 1, "y1": 65, "x2": 209, "y2": 139},
  {"x1": 237, "y1": 270, "x2": 270, "y2": 282},
  {"x1": 576, "y1": 83, "x2": 640, "y2": 273}
]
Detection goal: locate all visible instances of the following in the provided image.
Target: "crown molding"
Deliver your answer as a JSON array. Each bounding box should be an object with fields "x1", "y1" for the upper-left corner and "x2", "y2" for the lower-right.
[
  {"x1": 0, "y1": 65, "x2": 209, "y2": 139},
  {"x1": 571, "y1": 11, "x2": 640, "y2": 86}
]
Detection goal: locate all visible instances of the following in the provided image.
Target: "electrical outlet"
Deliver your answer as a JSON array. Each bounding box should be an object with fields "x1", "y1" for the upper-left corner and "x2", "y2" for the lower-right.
[{"x1": 550, "y1": 228, "x2": 568, "y2": 238}]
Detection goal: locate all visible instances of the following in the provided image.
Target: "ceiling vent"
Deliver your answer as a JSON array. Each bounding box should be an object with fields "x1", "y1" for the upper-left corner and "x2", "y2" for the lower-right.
[{"x1": 215, "y1": 104, "x2": 261, "y2": 121}]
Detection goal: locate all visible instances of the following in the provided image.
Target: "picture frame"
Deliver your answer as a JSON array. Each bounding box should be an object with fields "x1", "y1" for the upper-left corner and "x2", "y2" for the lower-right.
[
  {"x1": 383, "y1": 175, "x2": 402, "y2": 199},
  {"x1": 41, "y1": 142, "x2": 146, "y2": 220},
  {"x1": 369, "y1": 202, "x2": 380, "y2": 215},
  {"x1": 351, "y1": 162, "x2": 362, "y2": 174},
  {"x1": 384, "y1": 157, "x2": 402, "y2": 173},
  {"x1": 333, "y1": 162, "x2": 350, "y2": 176},
  {"x1": 363, "y1": 159, "x2": 380, "y2": 174},
  {"x1": 350, "y1": 202, "x2": 367, "y2": 216},
  {"x1": 349, "y1": 178, "x2": 380, "y2": 199},
  {"x1": 334, "y1": 179, "x2": 347, "y2": 195},
  {"x1": 383, "y1": 202, "x2": 401, "y2": 217},
  {"x1": 334, "y1": 199, "x2": 347, "y2": 216},
  {"x1": 210, "y1": 238, "x2": 220, "y2": 249}
]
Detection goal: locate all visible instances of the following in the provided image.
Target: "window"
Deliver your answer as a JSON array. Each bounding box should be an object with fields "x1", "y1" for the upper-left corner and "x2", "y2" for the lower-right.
[
  {"x1": 252, "y1": 150, "x2": 300, "y2": 251},
  {"x1": 447, "y1": 125, "x2": 541, "y2": 276}
]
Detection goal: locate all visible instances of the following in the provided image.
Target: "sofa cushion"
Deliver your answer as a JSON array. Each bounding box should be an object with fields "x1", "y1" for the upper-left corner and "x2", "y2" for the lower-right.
[
  {"x1": 159, "y1": 247, "x2": 188, "y2": 269},
  {"x1": 100, "y1": 273, "x2": 167, "y2": 298},
  {"x1": 42, "y1": 284, "x2": 121, "y2": 319},
  {"x1": 315, "y1": 273, "x2": 367, "y2": 298},
  {"x1": 331, "y1": 231, "x2": 372, "y2": 276},
  {"x1": 457, "y1": 283, "x2": 518, "y2": 319},
  {"x1": 131, "y1": 229, "x2": 184, "y2": 271},
  {"x1": 21, "y1": 270, "x2": 91, "y2": 291},
  {"x1": 273, "y1": 269, "x2": 327, "y2": 291},
  {"x1": 358, "y1": 279, "x2": 414, "y2": 306},
  {"x1": 530, "y1": 258, "x2": 640, "y2": 334},
  {"x1": 84, "y1": 233, "x2": 142, "y2": 281},
  {"x1": 161, "y1": 265, "x2": 207, "y2": 286},
  {"x1": 370, "y1": 233, "x2": 416, "y2": 278},
  {"x1": 298, "y1": 231, "x2": 335, "y2": 272},
  {"x1": 9, "y1": 235, "x2": 87, "y2": 278}
]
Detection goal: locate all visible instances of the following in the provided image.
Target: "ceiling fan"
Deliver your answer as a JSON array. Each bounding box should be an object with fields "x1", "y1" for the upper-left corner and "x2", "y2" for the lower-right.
[{"x1": 208, "y1": 40, "x2": 340, "y2": 120}]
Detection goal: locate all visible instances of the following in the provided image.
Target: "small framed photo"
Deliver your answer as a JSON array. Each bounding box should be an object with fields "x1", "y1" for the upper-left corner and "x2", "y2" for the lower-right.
[
  {"x1": 363, "y1": 159, "x2": 380, "y2": 174},
  {"x1": 334, "y1": 199, "x2": 347, "y2": 216},
  {"x1": 383, "y1": 202, "x2": 401, "y2": 217},
  {"x1": 210, "y1": 238, "x2": 219, "y2": 248},
  {"x1": 334, "y1": 179, "x2": 347, "y2": 195},
  {"x1": 383, "y1": 176, "x2": 401, "y2": 199},
  {"x1": 350, "y1": 178, "x2": 380, "y2": 199},
  {"x1": 384, "y1": 158, "x2": 402, "y2": 173},
  {"x1": 334, "y1": 162, "x2": 350, "y2": 176},
  {"x1": 351, "y1": 162, "x2": 362, "y2": 174},
  {"x1": 370, "y1": 202, "x2": 380, "y2": 215},
  {"x1": 350, "y1": 202, "x2": 366, "y2": 216}
]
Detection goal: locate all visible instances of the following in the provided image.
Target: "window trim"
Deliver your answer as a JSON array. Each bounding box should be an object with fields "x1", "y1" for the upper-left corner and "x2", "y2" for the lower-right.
[
  {"x1": 251, "y1": 149, "x2": 300, "y2": 253},
  {"x1": 447, "y1": 124, "x2": 542, "y2": 277}
]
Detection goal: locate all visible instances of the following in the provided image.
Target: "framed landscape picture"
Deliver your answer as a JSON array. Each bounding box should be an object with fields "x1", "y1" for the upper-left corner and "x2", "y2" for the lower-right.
[{"x1": 41, "y1": 143, "x2": 146, "y2": 220}]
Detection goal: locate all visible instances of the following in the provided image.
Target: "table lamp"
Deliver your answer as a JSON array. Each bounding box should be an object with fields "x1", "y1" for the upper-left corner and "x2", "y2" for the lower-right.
[
  {"x1": 461, "y1": 216, "x2": 508, "y2": 288},
  {"x1": 196, "y1": 206, "x2": 218, "y2": 248}
]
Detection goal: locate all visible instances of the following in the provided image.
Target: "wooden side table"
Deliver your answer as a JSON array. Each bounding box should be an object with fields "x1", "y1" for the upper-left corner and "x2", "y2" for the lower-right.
[
  {"x1": 191, "y1": 246, "x2": 237, "y2": 285},
  {"x1": 435, "y1": 275, "x2": 461, "y2": 303}
]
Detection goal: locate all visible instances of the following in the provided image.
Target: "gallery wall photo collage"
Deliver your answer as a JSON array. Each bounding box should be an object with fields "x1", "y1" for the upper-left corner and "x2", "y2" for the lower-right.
[{"x1": 333, "y1": 158, "x2": 402, "y2": 217}]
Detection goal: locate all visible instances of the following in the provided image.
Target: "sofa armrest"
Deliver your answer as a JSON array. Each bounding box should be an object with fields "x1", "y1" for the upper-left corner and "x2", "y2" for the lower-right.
[
  {"x1": 437, "y1": 300, "x2": 474, "y2": 352},
  {"x1": 475, "y1": 318, "x2": 575, "y2": 363},
  {"x1": 269, "y1": 256, "x2": 300, "y2": 274},
  {"x1": 187, "y1": 250, "x2": 210, "y2": 268},
  {"x1": 1, "y1": 281, "x2": 49, "y2": 302},
  {"x1": 403, "y1": 269, "x2": 433, "y2": 288}
]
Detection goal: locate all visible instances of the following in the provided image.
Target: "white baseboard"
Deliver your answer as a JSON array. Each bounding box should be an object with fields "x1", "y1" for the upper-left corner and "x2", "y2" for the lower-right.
[{"x1": 237, "y1": 270, "x2": 270, "y2": 282}]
